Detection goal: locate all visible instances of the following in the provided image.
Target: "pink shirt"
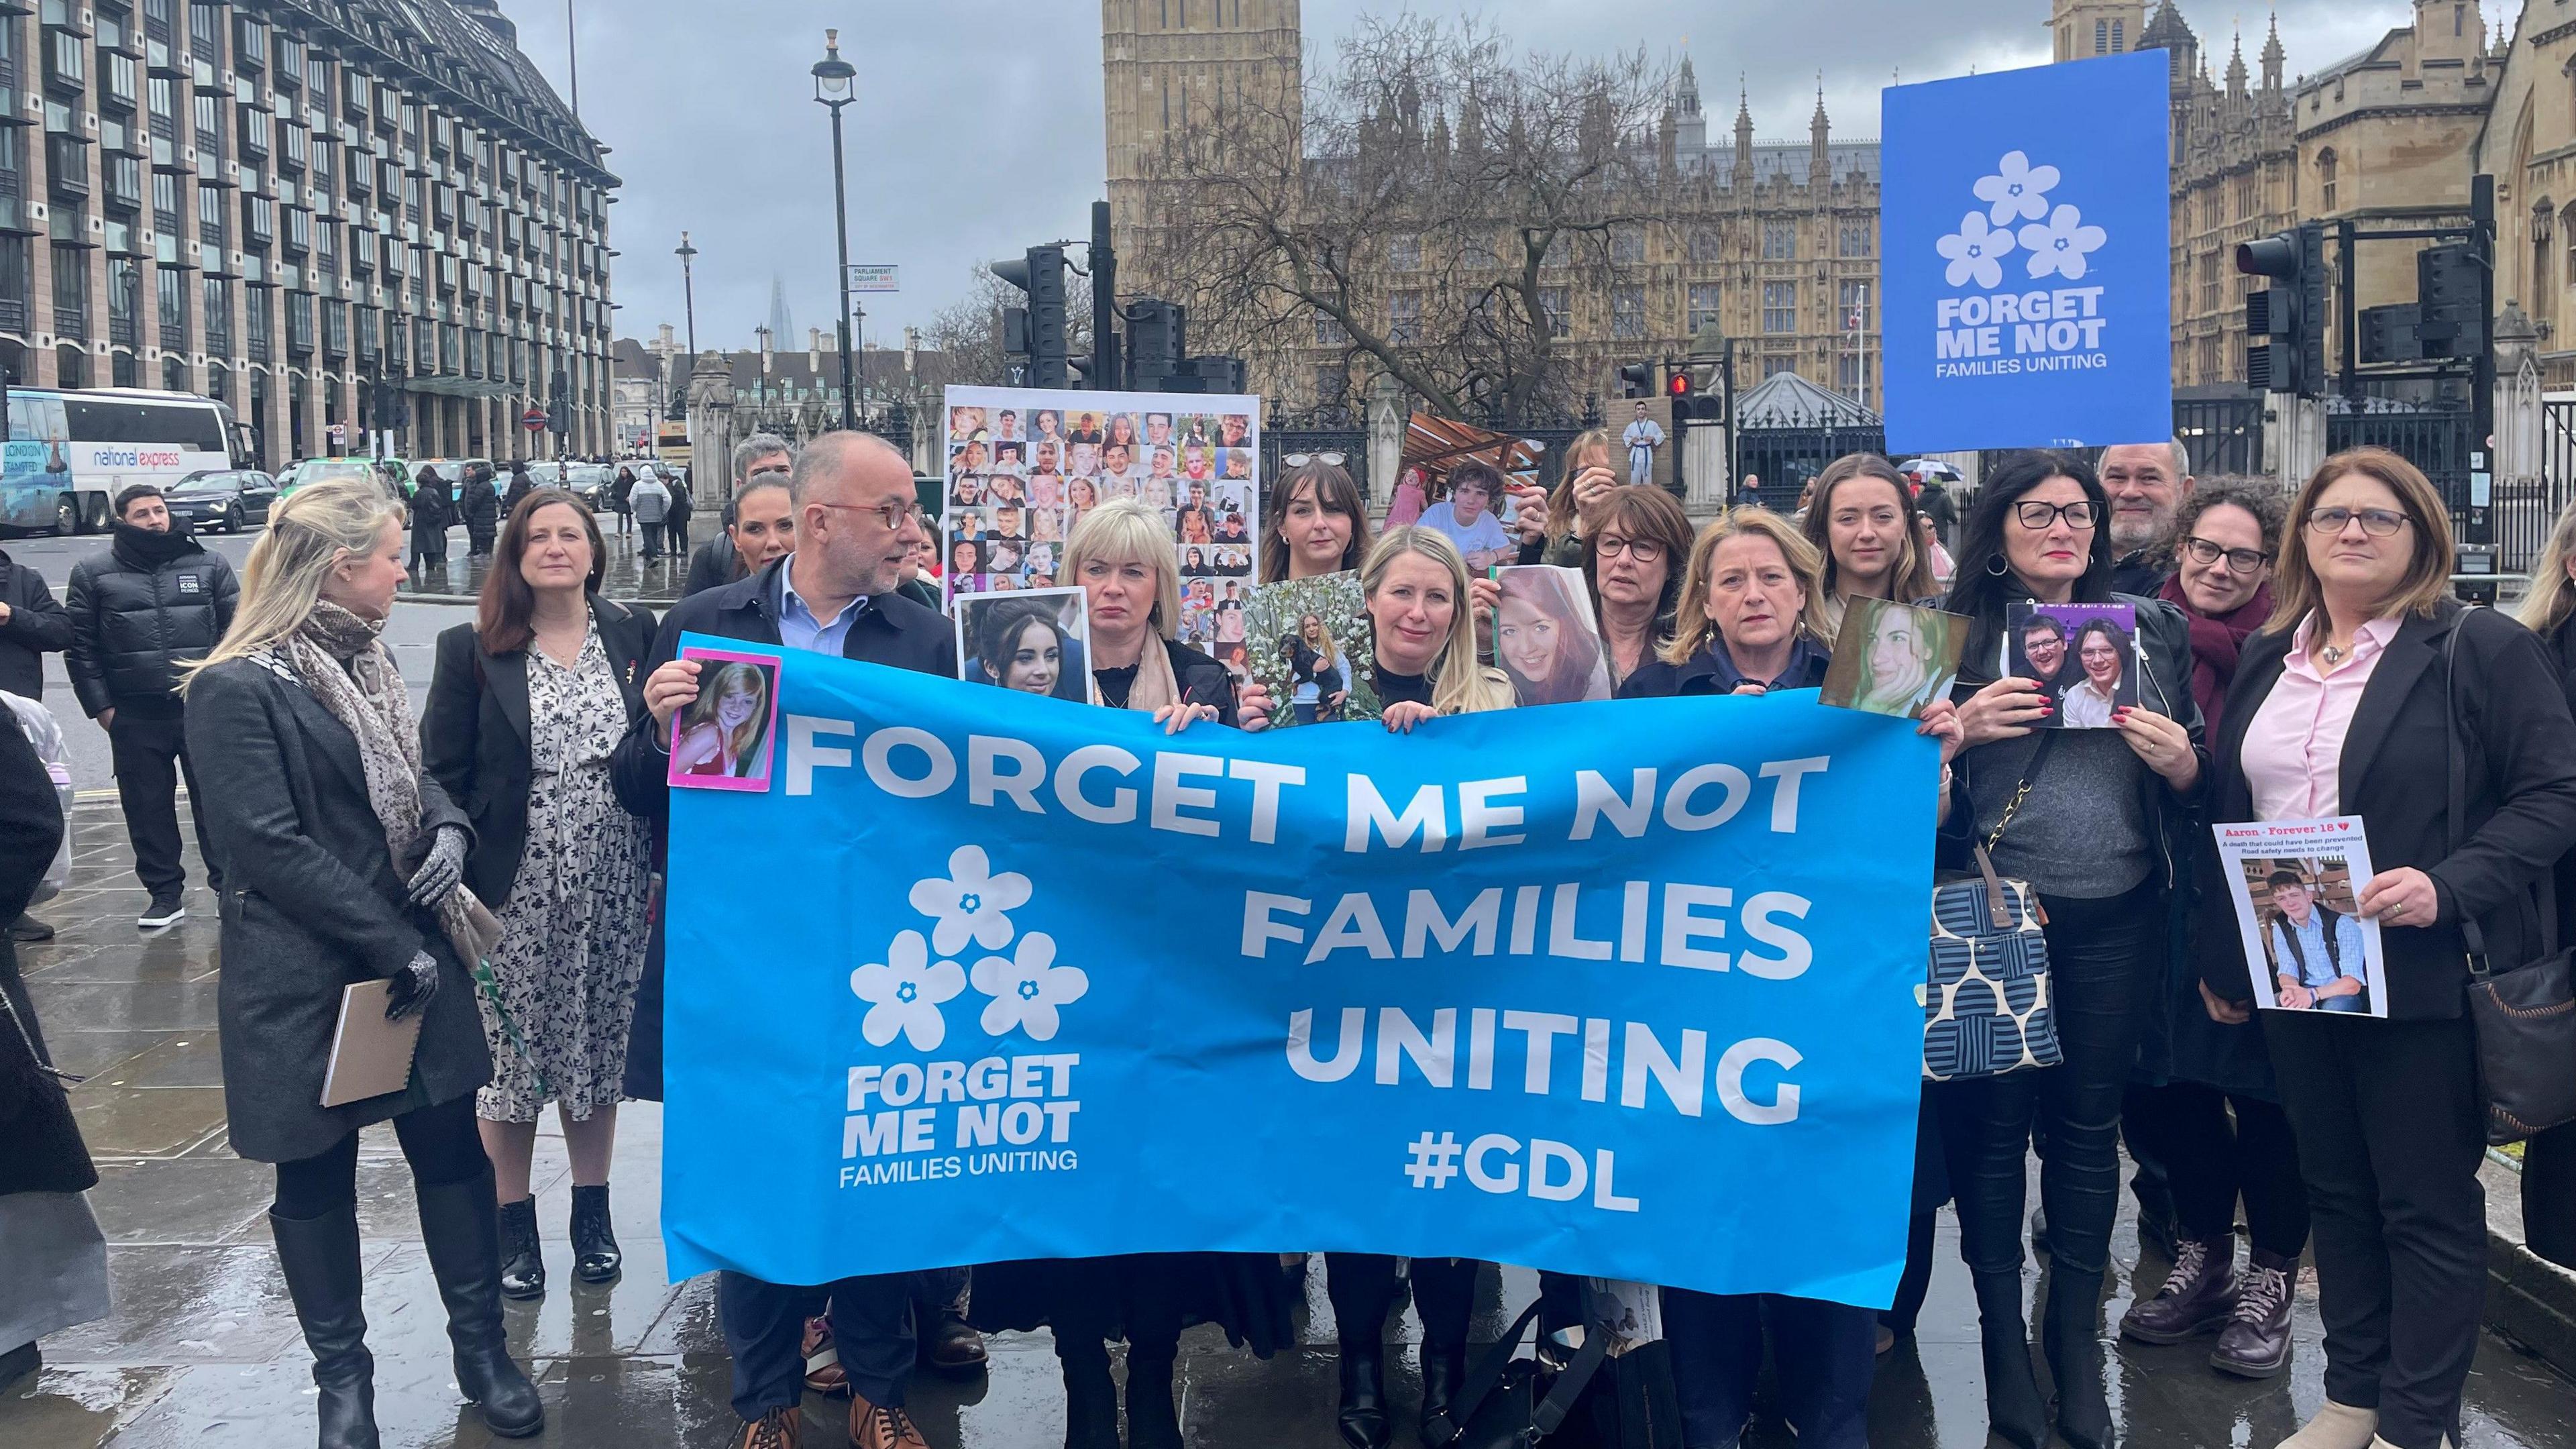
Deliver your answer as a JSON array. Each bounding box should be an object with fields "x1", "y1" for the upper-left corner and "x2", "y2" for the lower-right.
[{"x1": 2240, "y1": 613, "x2": 2401, "y2": 820}]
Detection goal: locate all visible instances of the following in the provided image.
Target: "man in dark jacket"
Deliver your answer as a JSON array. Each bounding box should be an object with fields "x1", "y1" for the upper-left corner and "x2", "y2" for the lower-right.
[
  {"x1": 67, "y1": 485, "x2": 239, "y2": 927},
  {"x1": 459, "y1": 463, "x2": 501, "y2": 556},
  {"x1": 611, "y1": 431, "x2": 964, "y2": 1449},
  {"x1": 0, "y1": 543, "x2": 71, "y2": 701},
  {"x1": 500, "y1": 459, "x2": 536, "y2": 521},
  {"x1": 2100, "y1": 439, "x2": 2194, "y2": 594}
]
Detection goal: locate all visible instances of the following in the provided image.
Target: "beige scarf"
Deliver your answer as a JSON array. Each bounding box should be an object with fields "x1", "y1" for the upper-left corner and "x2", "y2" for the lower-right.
[
  {"x1": 286, "y1": 601, "x2": 502, "y2": 965},
  {"x1": 1089, "y1": 631, "x2": 1180, "y2": 715}
]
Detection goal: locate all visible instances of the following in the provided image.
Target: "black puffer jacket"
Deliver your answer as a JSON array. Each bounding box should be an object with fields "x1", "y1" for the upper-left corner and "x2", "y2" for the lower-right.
[
  {"x1": 0, "y1": 547, "x2": 72, "y2": 700},
  {"x1": 66, "y1": 524, "x2": 239, "y2": 716}
]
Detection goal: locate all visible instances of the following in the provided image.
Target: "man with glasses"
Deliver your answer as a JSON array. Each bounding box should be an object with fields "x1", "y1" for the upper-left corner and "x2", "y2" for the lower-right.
[
  {"x1": 615, "y1": 431, "x2": 961, "y2": 1449},
  {"x1": 685, "y1": 436, "x2": 797, "y2": 598},
  {"x1": 2098, "y1": 439, "x2": 2196, "y2": 594}
]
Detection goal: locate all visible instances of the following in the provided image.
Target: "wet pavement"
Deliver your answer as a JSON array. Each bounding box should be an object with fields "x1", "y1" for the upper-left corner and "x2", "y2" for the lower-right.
[{"x1": 7, "y1": 807, "x2": 2574, "y2": 1448}]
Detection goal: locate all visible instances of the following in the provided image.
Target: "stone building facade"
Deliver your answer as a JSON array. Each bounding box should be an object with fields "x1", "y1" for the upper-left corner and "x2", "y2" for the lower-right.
[
  {"x1": 1099, "y1": 2, "x2": 1884, "y2": 412},
  {"x1": 2476, "y1": 0, "x2": 2576, "y2": 384},
  {"x1": 0, "y1": 0, "x2": 616, "y2": 466}
]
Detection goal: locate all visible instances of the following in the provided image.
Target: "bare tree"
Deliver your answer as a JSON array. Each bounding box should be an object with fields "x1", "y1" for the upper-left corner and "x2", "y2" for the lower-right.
[{"x1": 1130, "y1": 13, "x2": 1669, "y2": 423}]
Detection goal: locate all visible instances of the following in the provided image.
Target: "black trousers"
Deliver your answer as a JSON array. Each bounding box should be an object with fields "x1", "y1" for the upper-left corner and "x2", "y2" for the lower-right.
[
  {"x1": 665, "y1": 518, "x2": 689, "y2": 554},
  {"x1": 108, "y1": 708, "x2": 217, "y2": 896},
  {"x1": 2265, "y1": 1012, "x2": 2485, "y2": 1449},
  {"x1": 718, "y1": 1269, "x2": 914, "y2": 1417},
  {"x1": 272, "y1": 1093, "x2": 487, "y2": 1217},
  {"x1": 1941, "y1": 881, "x2": 2163, "y2": 1281},
  {"x1": 1324, "y1": 1252, "x2": 1479, "y2": 1350},
  {"x1": 2123, "y1": 1079, "x2": 2310, "y2": 1258},
  {"x1": 2528, "y1": 1120, "x2": 2576, "y2": 1270}
]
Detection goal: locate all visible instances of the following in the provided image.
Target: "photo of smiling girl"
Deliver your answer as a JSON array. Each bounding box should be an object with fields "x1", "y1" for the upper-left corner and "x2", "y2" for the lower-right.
[{"x1": 667, "y1": 653, "x2": 782, "y2": 790}]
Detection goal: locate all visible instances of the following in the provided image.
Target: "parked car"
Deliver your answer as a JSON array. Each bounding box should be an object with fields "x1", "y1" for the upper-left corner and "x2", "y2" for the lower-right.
[
  {"x1": 276, "y1": 457, "x2": 381, "y2": 498},
  {"x1": 165, "y1": 469, "x2": 281, "y2": 533}
]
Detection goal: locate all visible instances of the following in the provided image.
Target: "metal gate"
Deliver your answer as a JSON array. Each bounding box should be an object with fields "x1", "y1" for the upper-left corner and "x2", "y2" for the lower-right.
[
  {"x1": 2324, "y1": 405, "x2": 2475, "y2": 511},
  {"x1": 2174, "y1": 395, "x2": 2265, "y2": 478},
  {"x1": 1262, "y1": 400, "x2": 1368, "y2": 502},
  {"x1": 2523, "y1": 398, "x2": 2576, "y2": 572},
  {"x1": 1734, "y1": 410, "x2": 1887, "y2": 512}
]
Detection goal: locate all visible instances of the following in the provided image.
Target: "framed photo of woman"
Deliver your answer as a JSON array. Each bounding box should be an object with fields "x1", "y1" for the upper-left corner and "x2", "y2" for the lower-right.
[{"x1": 668, "y1": 649, "x2": 784, "y2": 792}]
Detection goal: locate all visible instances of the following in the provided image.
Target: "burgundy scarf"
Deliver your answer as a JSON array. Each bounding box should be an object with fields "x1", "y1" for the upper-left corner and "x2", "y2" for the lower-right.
[{"x1": 2158, "y1": 574, "x2": 2275, "y2": 734}]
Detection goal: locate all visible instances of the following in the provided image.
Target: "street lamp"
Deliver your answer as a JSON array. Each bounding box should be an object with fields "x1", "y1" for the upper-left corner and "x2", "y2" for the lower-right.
[
  {"x1": 675, "y1": 231, "x2": 698, "y2": 357},
  {"x1": 812, "y1": 29, "x2": 859, "y2": 432}
]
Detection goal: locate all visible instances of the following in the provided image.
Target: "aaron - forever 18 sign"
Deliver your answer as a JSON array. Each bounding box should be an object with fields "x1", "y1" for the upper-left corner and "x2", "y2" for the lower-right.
[
  {"x1": 659, "y1": 642, "x2": 1935, "y2": 1307},
  {"x1": 1879, "y1": 50, "x2": 2173, "y2": 452}
]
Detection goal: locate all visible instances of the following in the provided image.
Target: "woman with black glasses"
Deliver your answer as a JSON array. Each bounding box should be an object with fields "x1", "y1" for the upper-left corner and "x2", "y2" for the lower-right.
[
  {"x1": 1577, "y1": 486, "x2": 1695, "y2": 691},
  {"x1": 1941, "y1": 451, "x2": 2204, "y2": 1449}
]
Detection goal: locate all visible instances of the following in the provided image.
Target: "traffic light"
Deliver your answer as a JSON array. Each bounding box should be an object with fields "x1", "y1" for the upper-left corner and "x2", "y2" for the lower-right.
[
  {"x1": 994, "y1": 245, "x2": 1069, "y2": 388},
  {"x1": 1666, "y1": 367, "x2": 1697, "y2": 422},
  {"x1": 547, "y1": 369, "x2": 571, "y2": 435},
  {"x1": 2415, "y1": 244, "x2": 2483, "y2": 361},
  {"x1": 1618, "y1": 362, "x2": 1654, "y2": 399},
  {"x1": 2237, "y1": 222, "x2": 2326, "y2": 398},
  {"x1": 1126, "y1": 298, "x2": 1185, "y2": 390}
]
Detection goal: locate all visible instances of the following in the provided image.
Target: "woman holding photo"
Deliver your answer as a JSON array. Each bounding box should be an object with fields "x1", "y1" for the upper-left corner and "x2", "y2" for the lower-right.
[
  {"x1": 1578, "y1": 486, "x2": 1695, "y2": 691},
  {"x1": 1621, "y1": 505, "x2": 1962, "y2": 1448},
  {"x1": 2059, "y1": 617, "x2": 2131, "y2": 728},
  {"x1": 2201, "y1": 447, "x2": 2576, "y2": 1449},
  {"x1": 670, "y1": 661, "x2": 772, "y2": 776},
  {"x1": 1261, "y1": 457, "x2": 1377, "y2": 582},
  {"x1": 1538, "y1": 427, "x2": 1617, "y2": 568},
  {"x1": 1801, "y1": 452, "x2": 1942, "y2": 639},
  {"x1": 2118, "y1": 482, "x2": 2315, "y2": 1380},
  {"x1": 1941, "y1": 450, "x2": 2202, "y2": 1449}
]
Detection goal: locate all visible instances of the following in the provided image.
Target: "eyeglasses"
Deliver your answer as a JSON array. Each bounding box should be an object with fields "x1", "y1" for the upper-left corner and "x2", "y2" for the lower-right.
[
  {"x1": 1595, "y1": 536, "x2": 1665, "y2": 563},
  {"x1": 1285, "y1": 451, "x2": 1347, "y2": 467},
  {"x1": 2305, "y1": 506, "x2": 2410, "y2": 538},
  {"x1": 813, "y1": 499, "x2": 916, "y2": 531},
  {"x1": 2180, "y1": 536, "x2": 2270, "y2": 573},
  {"x1": 2012, "y1": 500, "x2": 2099, "y2": 531}
]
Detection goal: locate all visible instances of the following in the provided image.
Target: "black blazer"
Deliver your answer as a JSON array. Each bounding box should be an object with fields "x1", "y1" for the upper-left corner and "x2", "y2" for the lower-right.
[
  {"x1": 420, "y1": 595, "x2": 657, "y2": 910},
  {"x1": 2200, "y1": 602, "x2": 2576, "y2": 1020}
]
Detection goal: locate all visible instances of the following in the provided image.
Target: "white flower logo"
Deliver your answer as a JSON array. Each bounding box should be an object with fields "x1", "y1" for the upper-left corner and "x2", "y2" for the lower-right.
[
  {"x1": 971, "y1": 932, "x2": 1090, "y2": 1042},
  {"x1": 2018, "y1": 204, "x2": 2108, "y2": 280},
  {"x1": 1974, "y1": 151, "x2": 2059, "y2": 225},
  {"x1": 908, "y1": 845, "x2": 1030, "y2": 956},
  {"x1": 849, "y1": 929, "x2": 966, "y2": 1051},
  {"x1": 1937, "y1": 213, "x2": 2017, "y2": 290}
]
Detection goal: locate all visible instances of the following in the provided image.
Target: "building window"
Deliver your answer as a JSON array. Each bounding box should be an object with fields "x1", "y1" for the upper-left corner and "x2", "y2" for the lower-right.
[
  {"x1": 1838, "y1": 280, "x2": 1870, "y2": 333},
  {"x1": 2198, "y1": 251, "x2": 2220, "y2": 315},
  {"x1": 1762, "y1": 220, "x2": 1796, "y2": 260},
  {"x1": 2318, "y1": 149, "x2": 2337, "y2": 213},
  {"x1": 1837, "y1": 219, "x2": 1872, "y2": 258},
  {"x1": 2112, "y1": 19, "x2": 2125, "y2": 50},
  {"x1": 1313, "y1": 309, "x2": 1348, "y2": 346},
  {"x1": 1387, "y1": 233, "x2": 1420, "y2": 271},
  {"x1": 1611, "y1": 284, "x2": 1645, "y2": 339},
  {"x1": 1610, "y1": 224, "x2": 1645, "y2": 264},
  {"x1": 1389, "y1": 290, "x2": 1420, "y2": 345},
  {"x1": 2200, "y1": 188, "x2": 2218, "y2": 229},
  {"x1": 1763, "y1": 355, "x2": 1797, "y2": 379},
  {"x1": 1689, "y1": 225, "x2": 1724, "y2": 263},
  {"x1": 1837, "y1": 350, "x2": 1863, "y2": 394},
  {"x1": 1687, "y1": 282, "x2": 1722, "y2": 333},
  {"x1": 2094, "y1": 19, "x2": 2107, "y2": 53},
  {"x1": 2236, "y1": 176, "x2": 2257, "y2": 220},
  {"x1": 157, "y1": 263, "x2": 183, "y2": 342},
  {"x1": 1762, "y1": 280, "x2": 1797, "y2": 334},
  {"x1": 1461, "y1": 233, "x2": 1497, "y2": 270},
  {"x1": 202, "y1": 275, "x2": 229, "y2": 353},
  {"x1": 1539, "y1": 286, "x2": 1570, "y2": 338},
  {"x1": 0, "y1": 236, "x2": 26, "y2": 332}
]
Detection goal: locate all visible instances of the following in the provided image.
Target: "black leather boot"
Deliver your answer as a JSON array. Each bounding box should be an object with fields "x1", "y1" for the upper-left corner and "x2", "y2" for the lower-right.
[
  {"x1": 1123, "y1": 1342, "x2": 1183, "y2": 1449},
  {"x1": 496, "y1": 1197, "x2": 545, "y2": 1300},
  {"x1": 269, "y1": 1205, "x2": 381, "y2": 1449},
  {"x1": 1970, "y1": 1270, "x2": 2049, "y2": 1449},
  {"x1": 1417, "y1": 1339, "x2": 1468, "y2": 1447},
  {"x1": 2210, "y1": 1249, "x2": 2294, "y2": 1379},
  {"x1": 2043, "y1": 1266, "x2": 2115, "y2": 1449},
  {"x1": 1335, "y1": 1338, "x2": 1390, "y2": 1449},
  {"x1": 415, "y1": 1169, "x2": 545, "y2": 1438},
  {"x1": 2118, "y1": 1235, "x2": 2235, "y2": 1344},
  {"x1": 1055, "y1": 1336, "x2": 1119, "y2": 1449},
  {"x1": 569, "y1": 1184, "x2": 621, "y2": 1284}
]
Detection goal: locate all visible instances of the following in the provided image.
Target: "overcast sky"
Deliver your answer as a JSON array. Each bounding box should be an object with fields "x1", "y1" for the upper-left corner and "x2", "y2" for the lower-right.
[{"x1": 498, "y1": 0, "x2": 2421, "y2": 351}]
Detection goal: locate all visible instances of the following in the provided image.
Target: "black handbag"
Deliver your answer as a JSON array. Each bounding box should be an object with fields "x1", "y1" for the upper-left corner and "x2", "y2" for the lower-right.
[
  {"x1": 1428, "y1": 1297, "x2": 1610, "y2": 1449},
  {"x1": 2442, "y1": 620, "x2": 2576, "y2": 1143}
]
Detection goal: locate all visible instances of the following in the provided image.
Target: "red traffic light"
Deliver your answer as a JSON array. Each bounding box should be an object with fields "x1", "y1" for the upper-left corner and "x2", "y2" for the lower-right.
[{"x1": 1667, "y1": 372, "x2": 1690, "y2": 398}]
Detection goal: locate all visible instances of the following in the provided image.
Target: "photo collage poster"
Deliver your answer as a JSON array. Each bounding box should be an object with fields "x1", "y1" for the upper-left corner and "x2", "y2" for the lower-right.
[{"x1": 942, "y1": 386, "x2": 1261, "y2": 657}]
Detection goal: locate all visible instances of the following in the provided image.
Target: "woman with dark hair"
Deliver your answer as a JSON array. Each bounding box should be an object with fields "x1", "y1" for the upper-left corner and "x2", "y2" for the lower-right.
[
  {"x1": 1261, "y1": 458, "x2": 1376, "y2": 582},
  {"x1": 1939, "y1": 450, "x2": 2204, "y2": 1449},
  {"x1": 408, "y1": 466, "x2": 454, "y2": 575},
  {"x1": 2202, "y1": 447, "x2": 2576, "y2": 1449},
  {"x1": 1802, "y1": 452, "x2": 1941, "y2": 639},
  {"x1": 1579, "y1": 486, "x2": 1694, "y2": 690},
  {"x1": 967, "y1": 599, "x2": 1079, "y2": 700},
  {"x1": 421, "y1": 488, "x2": 656, "y2": 1302},
  {"x1": 670, "y1": 661, "x2": 773, "y2": 775}
]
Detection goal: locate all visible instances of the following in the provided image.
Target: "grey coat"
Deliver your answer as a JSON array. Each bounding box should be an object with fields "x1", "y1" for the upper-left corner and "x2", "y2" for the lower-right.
[{"x1": 184, "y1": 656, "x2": 491, "y2": 1164}]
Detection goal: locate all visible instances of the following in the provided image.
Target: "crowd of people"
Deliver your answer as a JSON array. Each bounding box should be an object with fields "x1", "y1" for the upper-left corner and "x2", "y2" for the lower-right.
[{"x1": 1, "y1": 425, "x2": 2574, "y2": 1449}]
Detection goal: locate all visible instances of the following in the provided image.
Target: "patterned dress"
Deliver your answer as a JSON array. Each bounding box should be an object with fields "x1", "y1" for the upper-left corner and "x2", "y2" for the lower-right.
[{"x1": 476, "y1": 627, "x2": 653, "y2": 1122}]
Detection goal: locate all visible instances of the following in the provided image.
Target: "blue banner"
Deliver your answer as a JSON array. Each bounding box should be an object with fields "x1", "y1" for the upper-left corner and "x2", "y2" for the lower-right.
[
  {"x1": 661, "y1": 636, "x2": 1937, "y2": 1306},
  {"x1": 1880, "y1": 52, "x2": 2173, "y2": 452}
]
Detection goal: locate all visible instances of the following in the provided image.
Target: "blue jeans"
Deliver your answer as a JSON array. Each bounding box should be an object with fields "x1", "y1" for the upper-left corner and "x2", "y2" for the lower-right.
[{"x1": 1660, "y1": 1289, "x2": 1876, "y2": 1449}]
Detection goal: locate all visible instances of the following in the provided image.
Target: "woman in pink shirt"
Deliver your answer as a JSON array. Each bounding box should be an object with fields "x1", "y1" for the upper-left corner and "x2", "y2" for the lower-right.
[{"x1": 2200, "y1": 447, "x2": 2576, "y2": 1449}]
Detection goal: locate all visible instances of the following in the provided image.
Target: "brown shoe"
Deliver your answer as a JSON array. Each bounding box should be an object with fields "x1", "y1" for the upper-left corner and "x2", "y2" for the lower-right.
[
  {"x1": 849, "y1": 1393, "x2": 929, "y2": 1449},
  {"x1": 917, "y1": 1308, "x2": 987, "y2": 1377},
  {"x1": 738, "y1": 1405, "x2": 802, "y2": 1449},
  {"x1": 802, "y1": 1316, "x2": 849, "y2": 1397}
]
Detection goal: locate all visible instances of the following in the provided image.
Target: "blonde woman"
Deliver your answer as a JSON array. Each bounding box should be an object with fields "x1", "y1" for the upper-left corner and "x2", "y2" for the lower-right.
[
  {"x1": 1621, "y1": 508, "x2": 1832, "y2": 697},
  {"x1": 672, "y1": 661, "x2": 772, "y2": 777},
  {"x1": 2513, "y1": 499, "x2": 2576, "y2": 1278},
  {"x1": 181, "y1": 477, "x2": 543, "y2": 1445},
  {"x1": 1540, "y1": 426, "x2": 1618, "y2": 568},
  {"x1": 1285, "y1": 611, "x2": 1346, "y2": 724}
]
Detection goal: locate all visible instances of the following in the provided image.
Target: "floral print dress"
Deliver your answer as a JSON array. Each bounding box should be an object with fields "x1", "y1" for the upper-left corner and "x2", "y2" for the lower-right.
[{"x1": 476, "y1": 626, "x2": 652, "y2": 1122}]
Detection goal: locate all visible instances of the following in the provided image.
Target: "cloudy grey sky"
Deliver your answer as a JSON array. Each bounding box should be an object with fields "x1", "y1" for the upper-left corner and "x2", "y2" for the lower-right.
[{"x1": 497, "y1": 0, "x2": 2422, "y2": 351}]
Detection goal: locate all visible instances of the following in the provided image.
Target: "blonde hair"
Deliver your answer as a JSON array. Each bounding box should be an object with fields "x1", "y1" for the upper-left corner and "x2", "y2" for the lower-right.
[
  {"x1": 1359, "y1": 526, "x2": 1515, "y2": 716},
  {"x1": 2520, "y1": 496, "x2": 2576, "y2": 637},
  {"x1": 1546, "y1": 427, "x2": 1615, "y2": 543},
  {"x1": 185, "y1": 477, "x2": 401, "y2": 685},
  {"x1": 2266, "y1": 446, "x2": 2456, "y2": 635},
  {"x1": 1662, "y1": 506, "x2": 1829, "y2": 666},
  {"x1": 1062, "y1": 497, "x2": 1183, "y2": 640}
]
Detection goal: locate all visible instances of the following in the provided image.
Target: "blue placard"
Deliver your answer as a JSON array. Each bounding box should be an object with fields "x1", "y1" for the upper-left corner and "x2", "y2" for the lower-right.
[
  {"x1": 660, "y1": 639, "x2": 1935, "y2": 1306},
  {"x1": 1879, "y1": 52, "x2": 2174, "y2": 452}
]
